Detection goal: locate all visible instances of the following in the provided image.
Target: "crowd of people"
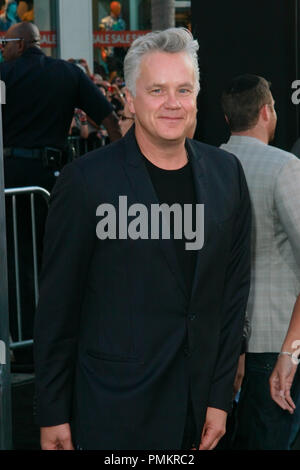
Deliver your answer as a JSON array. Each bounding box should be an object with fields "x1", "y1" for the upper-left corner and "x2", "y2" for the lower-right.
[
  {"x1": 0, "y1": 18, "x2": 300, "y2": 452},
  {"x1": 67, "y1": 57, "x2": 134, "y2": 157}
]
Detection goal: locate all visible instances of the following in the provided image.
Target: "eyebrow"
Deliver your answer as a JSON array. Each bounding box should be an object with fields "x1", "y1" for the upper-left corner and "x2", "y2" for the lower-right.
[{"x1": 147, "y1": 82, "x2": 194, "y2": 89}]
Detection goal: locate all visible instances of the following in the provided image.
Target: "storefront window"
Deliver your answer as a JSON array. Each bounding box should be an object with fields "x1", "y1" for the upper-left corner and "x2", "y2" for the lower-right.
[
  {"x1": 175, "y1": 1, "x2": 191, "y2": 30},
  {"x1": 92, "y1": 0, "x2": 191, "y2": 80},
  {"x1": 92, "y1": 0, "x2": 151, "y2": 79},
  {"x1": 0, "y1": 0, "x2": 58, "y2": 58}
]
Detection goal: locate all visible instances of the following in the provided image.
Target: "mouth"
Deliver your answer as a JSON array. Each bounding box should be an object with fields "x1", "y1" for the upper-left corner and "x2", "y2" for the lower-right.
[{"x1": 158, "y1": 117, "x2": 184, "y2": 121}]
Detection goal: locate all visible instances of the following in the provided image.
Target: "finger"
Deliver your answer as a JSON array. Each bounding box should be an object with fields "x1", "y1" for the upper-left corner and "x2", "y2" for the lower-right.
[
  {"x1": 42, "y1": 443, "x2": 59, "y2": 450},
  {"x1": 61, "y1": 438, "x2": 74, "y2": 450},
  {"x1": 284, "y1": 390, "x2": 296, "y2": 410},
  {"x1": 208, "y1": 437, "x2": 222, "y2": 451},
  {"x1": 199, "y1": 428, "x2": 218, "y2": 450},
  {"x1": 275, "y1": 389, "x2": 294, "y2": 413}
]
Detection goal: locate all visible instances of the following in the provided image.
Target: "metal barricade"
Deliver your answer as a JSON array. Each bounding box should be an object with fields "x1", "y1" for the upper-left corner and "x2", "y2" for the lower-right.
[{"x1": 4, "y1": 187, "x2": 50, "y2": 351}]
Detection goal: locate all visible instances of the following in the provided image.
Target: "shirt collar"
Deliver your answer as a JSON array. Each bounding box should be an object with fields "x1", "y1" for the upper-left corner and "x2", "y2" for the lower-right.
[
  {"x1": 22, "y1": 47, "x2": 45, "y2": 58},
  {"x1": 225, "y1": 135, "x2": 267, "y2": 147}
]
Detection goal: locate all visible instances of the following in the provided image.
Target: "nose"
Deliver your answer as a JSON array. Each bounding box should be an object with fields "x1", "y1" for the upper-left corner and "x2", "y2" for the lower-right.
[{"x1": 164, "y1": 91, "x2": 181, "y2": 109}]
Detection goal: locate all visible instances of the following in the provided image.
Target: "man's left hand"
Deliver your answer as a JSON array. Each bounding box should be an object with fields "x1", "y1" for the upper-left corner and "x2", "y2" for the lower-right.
[{"x1": 199, "y1": 407, "x2": 227, "y2": 450}]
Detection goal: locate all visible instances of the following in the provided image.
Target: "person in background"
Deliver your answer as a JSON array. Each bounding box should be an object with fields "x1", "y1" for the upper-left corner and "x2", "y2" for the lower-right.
[
  {"x1": 68, "y1": 58, "x2": 93, "y2": 81},
  {"x1": 68, "y1": 108, "x2": 89, "y2": 159},
  {"x1": 0, "y1": 0, "x2": 19, "y2": 31},
  {"x1": 117, "y1": 100, "x2": 135, "y2": 136},
  {"x1": 17, "y1": 0, "x2": 34, "y2": 22},
  {"x1": 1, "y1": 21, "x2": 121, "y2": 367},
  {"x1": 270, "y1": 295, "x2": 300, "y2": 410},
  {"x1": 99, "y1": 1, "x2": 126, "y2": 77},
  {"x1": 69, "y1": 109, "x2": 89, "y2": 140},
  {"x1": 221, "y1": 73, "x2": 300, "y2": 450},
  {"x1": 270, "y1": 294, "x2": 300, "y2": 448}
]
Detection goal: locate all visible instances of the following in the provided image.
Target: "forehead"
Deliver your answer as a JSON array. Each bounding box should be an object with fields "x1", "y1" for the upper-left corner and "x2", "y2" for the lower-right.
[{"x1": 138, "y1": 51, "x2": 195, "y2": 84}]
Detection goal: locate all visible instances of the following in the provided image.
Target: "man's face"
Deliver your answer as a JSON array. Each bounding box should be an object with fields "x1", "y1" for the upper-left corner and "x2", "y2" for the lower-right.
[
  {"x1": 127, "y1": 51, "x2": 198, "y2": 146},
  {"x1": 1, "y1": 29, "x2": 23, "y2": 62}
]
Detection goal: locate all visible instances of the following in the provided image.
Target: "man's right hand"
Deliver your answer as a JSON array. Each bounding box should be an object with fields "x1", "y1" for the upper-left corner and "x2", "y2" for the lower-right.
[{"x1": 41, "y1": 423, "x2": 74, "y2": 450}]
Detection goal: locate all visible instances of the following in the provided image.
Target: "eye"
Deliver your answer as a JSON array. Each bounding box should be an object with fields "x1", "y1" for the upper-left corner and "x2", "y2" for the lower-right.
[
  {"x1": 150, "y1": 88, "x2": 162, "y2": 95},
  {"x1": 178, "y1": 88, "x2": 192, "y2": 94}
]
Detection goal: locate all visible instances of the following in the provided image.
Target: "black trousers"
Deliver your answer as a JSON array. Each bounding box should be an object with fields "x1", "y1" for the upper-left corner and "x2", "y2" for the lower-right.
[
  {"x1": 233, "y1": 353, "x2": 300, "y2": 450},
  {"x1": 4, "y1": 156, "x2": 57, "y2": 366}
]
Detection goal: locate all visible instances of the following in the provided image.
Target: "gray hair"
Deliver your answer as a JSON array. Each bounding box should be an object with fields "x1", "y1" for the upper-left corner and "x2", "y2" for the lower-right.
[{"x1": 124, "y1": 27, "x2": 200, "y2": 96}]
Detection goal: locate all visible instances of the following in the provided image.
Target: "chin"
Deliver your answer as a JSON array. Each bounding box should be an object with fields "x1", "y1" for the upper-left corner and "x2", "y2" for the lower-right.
[{"x1": 156, "y1": 127, "x2": 186, "y2": 141}]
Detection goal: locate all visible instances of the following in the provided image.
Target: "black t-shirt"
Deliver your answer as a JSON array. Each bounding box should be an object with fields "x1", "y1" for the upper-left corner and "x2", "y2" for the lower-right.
[
  {"x1": 0, "y1": 48, "x2": 113, "y2": 150},
  {"x1": 144, "y1": 156, "x2": 197, "y2": 297}
]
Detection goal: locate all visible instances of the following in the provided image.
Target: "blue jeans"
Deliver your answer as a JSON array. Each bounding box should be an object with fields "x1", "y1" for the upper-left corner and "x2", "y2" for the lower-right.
[{"x1": 233, "y1": 353, "x2": 300, "y2": 450}]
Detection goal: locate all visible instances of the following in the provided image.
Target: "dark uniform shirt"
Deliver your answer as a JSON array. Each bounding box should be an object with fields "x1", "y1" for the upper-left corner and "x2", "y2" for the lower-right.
[{"x1": 0, "y1": 47, "x2": 113, "y2": 150}]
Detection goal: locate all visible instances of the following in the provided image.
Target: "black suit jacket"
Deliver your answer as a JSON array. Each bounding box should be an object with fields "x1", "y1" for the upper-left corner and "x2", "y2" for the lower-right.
[{"x1": 34, "y1": 127, "x2": 251, "y2": 450}]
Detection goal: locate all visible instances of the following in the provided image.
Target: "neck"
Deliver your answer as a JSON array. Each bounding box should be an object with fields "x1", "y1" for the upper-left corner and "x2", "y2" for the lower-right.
[
  {"x1": 135, "y1": 124, "x2": 188, "y2": 170},
  {"x1": 231, "y1": 127, "x2": 269, "y2": 144}
]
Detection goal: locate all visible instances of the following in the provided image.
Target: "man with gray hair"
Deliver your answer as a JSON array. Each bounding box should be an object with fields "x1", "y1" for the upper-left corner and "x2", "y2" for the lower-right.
[{"x1": 34, "y1": 28, "x2": 251, "y2": 450}]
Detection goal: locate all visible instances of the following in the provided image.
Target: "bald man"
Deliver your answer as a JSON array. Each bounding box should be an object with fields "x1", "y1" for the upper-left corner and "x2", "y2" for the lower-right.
[
  {"x1": 1, "y1": 21, "x2": 39, "y2": 61},
  {"x1": 0, "y1": 22, "x2": 121, "y2": 368}
]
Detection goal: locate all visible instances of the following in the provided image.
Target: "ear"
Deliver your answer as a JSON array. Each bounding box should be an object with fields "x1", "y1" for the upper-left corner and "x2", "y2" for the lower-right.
[
  {"x1": 125, "y1": 88, "x2": 136, "y2": 115},
  {"x1": 18, "y1": 39, "x2": 26, "y2": 55},
  {"x1": 260, "y1": 104, "x2": 270, "y2": 122}
]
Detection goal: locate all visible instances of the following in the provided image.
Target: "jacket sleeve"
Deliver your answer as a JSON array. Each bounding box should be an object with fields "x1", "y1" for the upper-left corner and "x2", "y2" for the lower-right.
[
  {"x1": 34, "y1": 162, "x2": 96, "y2": 427},
  {"x1": 208, "y1": 158, "x2": 252, "y2": 412}
]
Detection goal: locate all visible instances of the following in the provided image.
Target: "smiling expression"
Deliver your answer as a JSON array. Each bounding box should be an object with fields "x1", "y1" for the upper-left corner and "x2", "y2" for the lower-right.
[{"x1": 126, "y1": 51, "x2": 198, "y2": 146}]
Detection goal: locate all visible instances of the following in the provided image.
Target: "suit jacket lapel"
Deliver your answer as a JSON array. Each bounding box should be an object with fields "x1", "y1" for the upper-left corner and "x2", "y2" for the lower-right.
[
  {"x1": 186, "y1": 139, "x2": 209, "y2": 302},
  {"x1": 122, "y1": 127, "x2": 188, "y2": 300}
]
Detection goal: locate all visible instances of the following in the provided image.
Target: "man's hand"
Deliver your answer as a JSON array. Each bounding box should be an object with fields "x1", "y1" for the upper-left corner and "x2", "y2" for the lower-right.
[
  {"x1": 199, "y1": 407, "x2": 227, "y2": 450},
  {"x1": 269, "y1": 354, "x2": 298, "y2": 414},
  {"x1": 40, "y1": 423, "x2": 74, "y2": 450},
  {"x1": 233, "y1": 353, "x2": 245, "y2": 398}
]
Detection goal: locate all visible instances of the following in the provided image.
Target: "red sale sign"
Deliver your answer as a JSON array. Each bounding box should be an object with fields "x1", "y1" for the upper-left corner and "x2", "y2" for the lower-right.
[
  {"x1": 93, "y1": 30, "x2": 150, "y2": 48},
  {"x1": 40, "y1": 31, "x2": 57, "y2": 48},
  {"x1": 0, "y1": 30, "x2": 150, "y2": 49}
]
